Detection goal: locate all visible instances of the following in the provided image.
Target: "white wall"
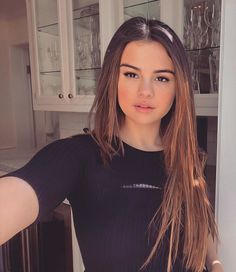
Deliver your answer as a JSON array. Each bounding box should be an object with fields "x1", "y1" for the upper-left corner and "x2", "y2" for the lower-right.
[
  {"x1": 0, "y1": 3, "x2": 60, "y2": 152},
  {"x1": 216, "y1": 0, "x2": 236, "y2": 270},
  {"x1": 207, "y1": 117, "x2": 218, "y2": 166},
  {"x1": 0, "y1": 15, "x2": 29, "y2": 149},
  {"x1": 0, "y1": 19, "x2": 16, "y2": 149},
  {"x1": 9, "y1": 46, "x2": 36, "y2": 150},
  {"x1": 59, "y1": 112, "x2": 89, "y2": 138}
]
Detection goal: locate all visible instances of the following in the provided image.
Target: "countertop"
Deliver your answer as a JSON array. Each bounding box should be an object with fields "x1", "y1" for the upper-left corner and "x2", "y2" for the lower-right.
[{"x1": 0, "y1": 149, "x2": 37, "y2": 175}]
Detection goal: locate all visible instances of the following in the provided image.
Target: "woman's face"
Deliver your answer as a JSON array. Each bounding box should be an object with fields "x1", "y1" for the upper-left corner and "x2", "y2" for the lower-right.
[{"x1": 118, "y1": 40, "x2": 176, "y2": 129}]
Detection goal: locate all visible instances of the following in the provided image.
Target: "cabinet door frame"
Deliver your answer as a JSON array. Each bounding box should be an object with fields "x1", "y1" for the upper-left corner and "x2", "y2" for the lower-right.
[
  {"x1": 26, "y1": 0, "x2": 70, "y2": 108},
  {"x1": 67, "y1": 0, "x2": 124, "y2": 112}
]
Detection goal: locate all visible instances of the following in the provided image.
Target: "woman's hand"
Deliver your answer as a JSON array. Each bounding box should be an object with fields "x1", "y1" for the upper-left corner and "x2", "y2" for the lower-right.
[
  {"x1": 206, "y1": 235, "x2": 224, "y2": 272},
  {"x1": 0, "y1": 176, "x2": 39, "y2": 245},
  {"x1": 210, "y1": 261, "x2": 224, "y2": 272}
]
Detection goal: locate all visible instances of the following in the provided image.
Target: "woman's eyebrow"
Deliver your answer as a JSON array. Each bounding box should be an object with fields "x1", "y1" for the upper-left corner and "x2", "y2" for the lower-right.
[{"x1": 120, "y1": 63, "x2": 175, "y2": 75}]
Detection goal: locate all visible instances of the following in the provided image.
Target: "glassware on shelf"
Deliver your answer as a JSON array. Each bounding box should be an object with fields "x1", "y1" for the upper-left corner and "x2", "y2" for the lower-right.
[
  {"x1": 200, "y1": 7, "x2": 210, "y2": 49},
  {"x1": 186, "y1": 47, "x2": 220, "y2": 94},
  {"x1": 187, "y1": 50, "x2": 201, "y2": 94},
  {"x1": 184, "y1": 3, "x2": 206, "y2": 49},
  {"x1": 184, "y1": 0, "x2": 221, "y2": 49},
  {"x1": 73, "y1": 2, "x2": 101, "y2": 96},
  {"x1": 73, "y1": 4, "x2": 100, "y2": 70},
  {"x1": 196, "y1": 3, "x2": 210, "y2": 49},
  {"x1": 73, "y1": 2, "x2": 99, "y2": 17},
  {"x1": 192, "y1": 5, "x2": 202, "y2": 49},
  {"x1": 209, "y1": 49, "x2": 219, "y2": 93},
  {"x1": 184, "y1": 8, "x2": 192, "y2": 49},
  {"x1": 35, "y1": 0, "x2": 61, "y2": 74},
  {"x1": 203, "y1": 0, "x2": 221, "y2": 47},
  {"x1": 38, "y1": 25, "x2": 61, "y2": 72}
]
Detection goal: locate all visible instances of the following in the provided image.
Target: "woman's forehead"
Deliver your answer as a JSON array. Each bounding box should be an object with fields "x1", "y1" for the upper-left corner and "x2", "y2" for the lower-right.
[{"x1": 120, "y1": 40, "x2": 174, "y2": 71}]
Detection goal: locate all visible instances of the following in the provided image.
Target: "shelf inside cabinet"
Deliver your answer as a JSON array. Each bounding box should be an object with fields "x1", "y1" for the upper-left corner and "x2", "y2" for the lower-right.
[
  {"x1": 73, "y1": 3, "x2": 99, "y2": 20},
  {"x1": 124, "y1": 0, "x2": 159, "y2": 8},
  {"x1": 37, "y1": 22, "x2": 59, "y2": 32},
  {"x1": 194, "y1": 93, "x2": 218, "y2": 116},
  {"x1": 124, "y1": 0, "x2": 160, "y2": 19},
  {"x1": 40, "y1": 71, "x2": 61, "y2": 74},
  {"x1": 186, "y1": 47, "x2": 220, "y2": 94},
  {"x1": 185, "y1": 45, "x2": 220, "y2": 52},
  {"x1": 75, "y1": 67, "x2": 100, "y2": 71},
  {"x1": 73, "y1": 11, "x2": 100, "y2": 70}
]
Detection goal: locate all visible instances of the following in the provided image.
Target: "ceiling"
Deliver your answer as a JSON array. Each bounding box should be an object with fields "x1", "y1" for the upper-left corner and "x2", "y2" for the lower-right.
[{"x1": 0, "y1": 0, "x2": 26, "y2": 19}]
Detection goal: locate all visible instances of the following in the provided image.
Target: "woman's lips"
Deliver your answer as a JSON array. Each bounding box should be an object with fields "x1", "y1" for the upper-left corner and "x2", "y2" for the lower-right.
[{"x1": 134, "y1": 104, "x2": 155, "y2": 113}]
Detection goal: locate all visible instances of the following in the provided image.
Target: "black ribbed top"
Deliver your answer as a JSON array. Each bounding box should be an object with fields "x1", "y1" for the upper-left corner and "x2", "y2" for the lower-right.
[{"x1": 6, "y1": 134, "x2": 189, "y2": 271}]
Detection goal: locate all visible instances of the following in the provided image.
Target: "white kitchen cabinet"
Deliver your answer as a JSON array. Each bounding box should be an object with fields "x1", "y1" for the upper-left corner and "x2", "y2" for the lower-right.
[
  {"x1": 26, "y1": 0, "x2": 122, "y2": 112},
  {"x1": 27, "y1": 0, "x2": 220, "y2": 115},
  {"x1": 26, "y1": 0, "x2": 71, "y2": 111}
]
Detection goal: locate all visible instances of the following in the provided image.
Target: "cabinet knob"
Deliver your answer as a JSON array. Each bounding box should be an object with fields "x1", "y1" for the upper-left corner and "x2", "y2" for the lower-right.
[
  {"x1": 68, "y1": 93, "x2": 73, "y2": 99},
  {"x1": 58, "y1": 93, "x2": 64, "y2": 99}
]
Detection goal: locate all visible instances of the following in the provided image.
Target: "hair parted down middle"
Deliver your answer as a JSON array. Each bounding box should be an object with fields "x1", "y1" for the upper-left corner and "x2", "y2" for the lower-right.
[{"x1": 89, "y1": 17, "x2": 218, "y2": 272}]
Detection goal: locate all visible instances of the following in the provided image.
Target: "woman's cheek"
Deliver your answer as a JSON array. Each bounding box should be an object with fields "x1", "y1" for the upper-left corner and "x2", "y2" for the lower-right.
[
  {"x1": 118, "y1": 88, "x2": 128, "y2": 112},
  {"x1": 118, "y1": 80, "x2": 131, "y2": 104}
]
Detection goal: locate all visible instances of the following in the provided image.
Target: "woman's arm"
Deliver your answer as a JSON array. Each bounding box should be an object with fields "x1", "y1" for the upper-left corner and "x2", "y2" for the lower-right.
[
  {"x1": 206, "y1": 234, "x2": 224, "y2": 272},
  {"x1": 0, "y1": 176, "x2": 39, "y2": 246},
  {"x1": 0, "y1": 136, "x2": 86, "y2": 246}
]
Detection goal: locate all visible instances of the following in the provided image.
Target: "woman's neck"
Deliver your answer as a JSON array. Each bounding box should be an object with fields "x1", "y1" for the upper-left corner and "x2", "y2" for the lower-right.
[{"x1": 119, "y1": 121, "x2": 163, "y2": 151}]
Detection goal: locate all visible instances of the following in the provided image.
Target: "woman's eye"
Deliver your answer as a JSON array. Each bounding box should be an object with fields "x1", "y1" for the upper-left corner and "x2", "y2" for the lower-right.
[
  {"x1": 156, "y1": 76, "x2": 169, "y2": 82},
  {"x1": 124, "y1": 72, "x2": 139, "y2": 79}
]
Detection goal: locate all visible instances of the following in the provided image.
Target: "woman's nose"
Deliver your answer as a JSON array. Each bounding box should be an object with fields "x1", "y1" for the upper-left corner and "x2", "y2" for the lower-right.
[{"x1": 138, "y1": 79, "x2": 154, "y2": 98}]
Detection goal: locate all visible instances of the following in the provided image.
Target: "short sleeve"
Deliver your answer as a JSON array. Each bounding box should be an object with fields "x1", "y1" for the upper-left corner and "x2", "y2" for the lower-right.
[{"x1": 4, "y1": 136, "x2": 85, "y2": 222}]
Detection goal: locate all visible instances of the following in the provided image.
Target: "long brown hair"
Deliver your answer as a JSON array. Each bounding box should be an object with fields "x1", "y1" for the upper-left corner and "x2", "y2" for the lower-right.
[{"x1": 89, "y1": 17, "x2": 218, "y2": 272}]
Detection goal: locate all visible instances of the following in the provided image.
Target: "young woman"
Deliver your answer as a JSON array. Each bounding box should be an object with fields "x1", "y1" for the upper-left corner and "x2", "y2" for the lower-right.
[{"x1": 0, "y1": 17, "x2": 223, "y2": 272}]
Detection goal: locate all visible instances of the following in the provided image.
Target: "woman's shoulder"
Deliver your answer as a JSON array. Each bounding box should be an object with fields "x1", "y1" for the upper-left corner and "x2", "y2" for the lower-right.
[
  {"x1": 66, "y1": 132, "x2": 97, "y2": 147},
  {"x1": 31, "y1": 133, "x2": 98, "y2": 162},
  {"x1": 54, "y1": 132, "x2": 99, "y2": 155}
]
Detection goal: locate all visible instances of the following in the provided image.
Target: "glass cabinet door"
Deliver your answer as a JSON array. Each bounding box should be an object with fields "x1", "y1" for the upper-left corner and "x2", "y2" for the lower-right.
[
  {"x1": 35, "y1": 0, "x2": 63, "y2": 98},
  {"x1": 72, "y1": 0, "x2": 101, "y2": 97},
  {"x1": 183, "y1": 0, "x2": 221, "y2": 94},
  {"x1": 123, "y1": 0, "x2": 160, "y2": 20}
]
